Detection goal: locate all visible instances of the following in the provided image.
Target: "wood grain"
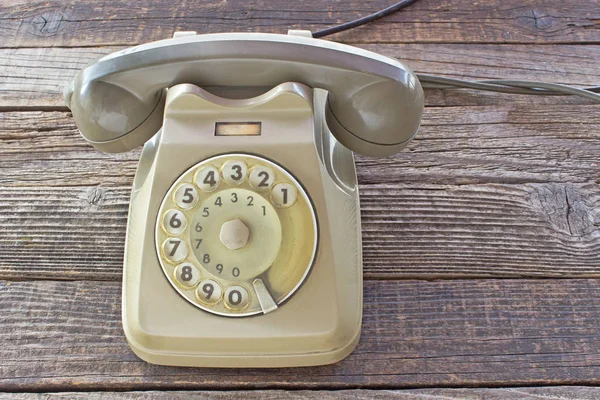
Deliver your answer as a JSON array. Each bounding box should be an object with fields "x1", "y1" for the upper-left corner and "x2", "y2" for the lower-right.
[
  {"x1": 3, "y1": 279, "x2": 600, "y2": 390},
  {"x1": 1, "y1": 0, "x2": 599, "y2": 395},
  {"x1": 0, "y1": 182, "x2": 599, "y2": 280},
  {"x1": 3, "y1": 387, "x2": 600, "y2": 399},
  {"x1": 1, "y1": 106, "x2": 598, "y2": 280},
  {"x1": 2, "y1": 44, "x2": 599, "y2": 109},
  {"x1": 1, "y1": 106, "x2": 599, "y2": 187},
  {"x1": 1, "y1": 0, "x2": 599, "y2": 48}
]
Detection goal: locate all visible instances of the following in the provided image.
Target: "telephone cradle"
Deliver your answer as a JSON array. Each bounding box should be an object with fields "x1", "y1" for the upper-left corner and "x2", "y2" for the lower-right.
[{"x1": 64, "y1": 31, "x2": 424, "y2": 367}]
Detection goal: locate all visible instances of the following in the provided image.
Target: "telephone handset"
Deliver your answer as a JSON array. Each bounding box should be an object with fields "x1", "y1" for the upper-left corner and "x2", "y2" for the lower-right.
[
  {"x1": 64, "y1": 32, "x2": 423, "y2": 156},
  {"x1": 65, "y1": 31, "x2": 424, "y2": 367}
]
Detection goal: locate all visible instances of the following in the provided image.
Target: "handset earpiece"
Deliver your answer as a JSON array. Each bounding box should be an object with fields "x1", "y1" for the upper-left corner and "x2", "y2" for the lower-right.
[
  {"x1": 65, "y1": 74, "x2": 166, "y2": 153},
  {"x1": 325, "y1": 78, "x2": 423, "y2": 157},
  {"x1": 65, "y1": 32, "x2": 424, "y2": 156}
]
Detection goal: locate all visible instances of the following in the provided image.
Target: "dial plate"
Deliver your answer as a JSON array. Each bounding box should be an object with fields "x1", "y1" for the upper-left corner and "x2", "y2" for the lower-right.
[{"x1": 155, "y1": 154, "x2": 318, "y2": 317}]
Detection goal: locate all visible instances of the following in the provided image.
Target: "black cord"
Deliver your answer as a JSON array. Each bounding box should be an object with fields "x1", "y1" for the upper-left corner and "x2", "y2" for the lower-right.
[
  {"x1": 309, "y1": 1, "x2": 599, "y2": 103},
  {"x1": 312, "y1": 0, "x2": 419, "y2": 38}
]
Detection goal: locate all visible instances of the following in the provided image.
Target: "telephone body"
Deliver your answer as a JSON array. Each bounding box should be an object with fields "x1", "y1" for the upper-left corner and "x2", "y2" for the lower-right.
[{"x1": 64, "y1": 31, "x2": 424, "y2": 367}]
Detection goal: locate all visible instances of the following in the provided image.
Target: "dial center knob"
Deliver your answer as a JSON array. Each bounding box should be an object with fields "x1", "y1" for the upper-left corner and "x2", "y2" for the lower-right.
[{"x1": 219, "y1": 219, "x2": 250, "y2": 250}]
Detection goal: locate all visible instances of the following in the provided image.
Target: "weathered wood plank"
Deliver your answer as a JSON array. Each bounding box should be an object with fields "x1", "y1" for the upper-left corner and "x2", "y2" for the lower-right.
[
  {"x1": 0, "y1": 182, "x2": 599, "y2": 280},
  {"x1": 1, "y1": 0, "x2": 598, "y2": 48},
  {"x1": 3, "y1": 387, "x2": 600, "y2": 399},
  {"x1": 0, "y1": 47, "x2": 110, "y2": 110},
  {"x1": 2, "y1": 106, "x2": 599, "y2": 186},
  {"x1": 0, "y1": 106, "x2": 598, "y2": 280},
  {"x1": 2, "y1": 44, "x2": 598, "y2": 109},
  {"x1": 3, "y1": 279, "x2": 600, "y2": 390}
]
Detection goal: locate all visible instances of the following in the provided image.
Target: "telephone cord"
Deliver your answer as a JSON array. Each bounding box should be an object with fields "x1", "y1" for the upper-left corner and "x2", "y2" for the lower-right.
[{"x1": 312, "y1": 1, "x2": 600, "y2": 103}]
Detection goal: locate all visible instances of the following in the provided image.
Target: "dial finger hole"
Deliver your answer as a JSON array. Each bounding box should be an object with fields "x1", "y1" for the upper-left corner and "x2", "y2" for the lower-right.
[
  {"x1": 222, "y1": 160, "x2": 248, "y2": 185},
  {"x1": 195, "y1": 166, "x2": 221, "y2": 192},
  {"x1": 224, "y1": 285, "x2": 250, "y2": 311},
  {"x1": 271, "y1": 182, "x2": 298, "y2": 208},
  {"x1": 249, "y1": 166, "x2": 274, "y2": 191},
  {"x1": 173, "y1": 262, "x2": 200, "y2": 288},
  {"x1": 173, "y1": 184, "x2": 198, "y2": 209},
  {"x1": 196, "y1": 279, "x2": 223, "y2": 305},
  {"x1": 162, "y1": 238, "x2": 188, "y2": 263},
  {"x1": 162, "y1": 209, "x2": 187, "y2": 235}
]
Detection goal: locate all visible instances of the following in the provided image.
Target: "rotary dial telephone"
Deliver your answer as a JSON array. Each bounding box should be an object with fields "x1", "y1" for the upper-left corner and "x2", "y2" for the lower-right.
[{"x1": 64, "y1": 30, "x2": 424, "y2": 367}]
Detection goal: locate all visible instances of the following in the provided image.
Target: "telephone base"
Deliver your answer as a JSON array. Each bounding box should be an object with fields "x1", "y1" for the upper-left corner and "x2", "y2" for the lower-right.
[
  {"x1": 121, "y1": 83, "x2": 362, "y2": 367},
  {"x1": 125, "y1": 328, "x2": 360, "y2": 368}
]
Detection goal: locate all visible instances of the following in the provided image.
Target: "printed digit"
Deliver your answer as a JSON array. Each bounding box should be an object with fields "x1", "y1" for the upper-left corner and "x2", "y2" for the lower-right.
[
  {"x1": 258, "y1": 171, "x2": 270, "y2": 187},
  {"x1": 182, "y1": 188, "x2": 194, "y2": 204},
  {"x1": 281, "y1": 187, "x2": 288, "y2": 204},
  {"x1": 202, "y1": 283, "x2": 214, "y2": 300},
  {"x1": 168, "y1": 240, "x2": 180, "y2": 257},
  {"x1": 169, "y1": 212, "x2": 182, "y2": 228},
  {"x1": 228, "y1": 290, "x2": 242, "y2": 305},
  {"x1": 203, "y1": 170, "x2": 217, "y2": 186},
  {"x1": 231, "y1": 165, "x2": 242, "y2": 181},
  {"x1": 181, "y1": 265, "x2": 193, "y2": 281}
]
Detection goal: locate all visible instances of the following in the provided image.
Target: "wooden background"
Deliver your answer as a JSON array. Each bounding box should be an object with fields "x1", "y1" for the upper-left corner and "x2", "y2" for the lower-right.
[{"x1": 1, "y1": 0, "x2": 599, "y2": 398}]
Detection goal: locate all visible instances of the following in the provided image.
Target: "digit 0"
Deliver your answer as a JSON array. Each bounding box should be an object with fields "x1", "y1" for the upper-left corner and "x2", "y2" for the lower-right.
[{"x1": 228, "y1": 290, "x2": 242, "y2": 305}]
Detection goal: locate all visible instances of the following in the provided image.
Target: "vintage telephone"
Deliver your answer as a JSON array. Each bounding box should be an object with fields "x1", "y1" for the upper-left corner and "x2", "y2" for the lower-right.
[
  {"x1": 63, "y1": 0, "x2": 600, "y2": 367},
  {"x1": 64, "y1": 30, "x2": 423, "y2": 367}
]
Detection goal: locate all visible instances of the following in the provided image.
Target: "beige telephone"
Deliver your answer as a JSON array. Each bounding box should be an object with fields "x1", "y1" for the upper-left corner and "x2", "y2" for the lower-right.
[{"x1": 64, "y1": 31, "x2": 424, "y2": 367}]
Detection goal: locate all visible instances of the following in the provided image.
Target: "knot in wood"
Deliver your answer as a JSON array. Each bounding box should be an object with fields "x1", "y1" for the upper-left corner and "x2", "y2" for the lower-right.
[
  {"x1": 30, "y1": 11, "x2": 66, "y2": 36},
  {"x1": 88, "y1": 188, "x2": 105, "y2": 206}
]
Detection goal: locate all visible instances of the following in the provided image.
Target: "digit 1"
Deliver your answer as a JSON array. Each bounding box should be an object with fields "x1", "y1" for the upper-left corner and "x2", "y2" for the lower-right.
[
  {"x1": 281, "y1": 187, "x2": 288, "y2": 204},
  {"x1": 262, "y1": 206, "x2": 266, "y2": 216}
]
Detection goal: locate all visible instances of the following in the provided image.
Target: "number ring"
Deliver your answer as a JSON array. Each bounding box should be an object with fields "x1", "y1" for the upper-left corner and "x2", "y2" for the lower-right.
[{"x1": 190, "y1": 188, "x2": 282, "y2": 282}]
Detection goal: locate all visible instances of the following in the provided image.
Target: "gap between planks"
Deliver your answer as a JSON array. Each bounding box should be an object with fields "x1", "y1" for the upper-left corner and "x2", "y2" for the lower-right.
[
  {"x1": 3, "y1": 279, "x2": 600, "y2": 390},
  {"x1": 3, "y1": 387, "x2": 600, "y2": 399},
  {"x1": 0, "y1": 105, "x2": 599, "y2": 281},
  {"x1": 1, "y1": 0, "x2": 599, "y2": 47},
  {"x1": 2, "y1": 43, "x2": 599, "y2": 109}
]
